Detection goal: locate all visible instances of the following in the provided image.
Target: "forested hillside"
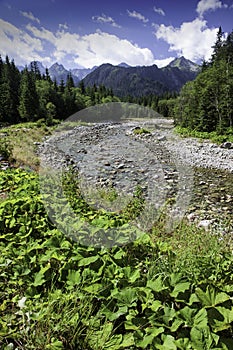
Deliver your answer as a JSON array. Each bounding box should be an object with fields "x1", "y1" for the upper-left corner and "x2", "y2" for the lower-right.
[
  {"x1": 0, "y1": 57, "x2": 119, "y2": 125},
  {"x1": 174, "y1": 28, "x2": 233, "y2": 133},
  {"x1": 83, "y1": 58, "x2": 199, "y2": 97}
]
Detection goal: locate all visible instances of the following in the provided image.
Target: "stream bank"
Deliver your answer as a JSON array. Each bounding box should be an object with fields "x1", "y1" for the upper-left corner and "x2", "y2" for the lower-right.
[{"x1": 38, "y1": 118, "x2": 233, "y2": 233}]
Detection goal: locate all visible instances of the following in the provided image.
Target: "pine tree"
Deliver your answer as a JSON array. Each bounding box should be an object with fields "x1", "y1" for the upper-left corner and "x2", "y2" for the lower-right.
[
  {"x1": 0, "y1": 56, "x2": 20, "y2": 123},
  {"x1": 18, "y1": 68, "x2": 39, "y2": 121}
]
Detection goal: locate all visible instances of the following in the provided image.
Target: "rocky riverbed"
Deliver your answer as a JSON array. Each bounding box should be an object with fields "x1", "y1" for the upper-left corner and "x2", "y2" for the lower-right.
[{"x1": 39, "y1": 118, "x2": 233, "y2": 232}]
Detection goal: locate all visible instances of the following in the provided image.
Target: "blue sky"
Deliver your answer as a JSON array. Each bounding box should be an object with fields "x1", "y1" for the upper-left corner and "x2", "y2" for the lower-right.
[{"x1": 0, "y1": 0, "x2": 233, "y2": 69}]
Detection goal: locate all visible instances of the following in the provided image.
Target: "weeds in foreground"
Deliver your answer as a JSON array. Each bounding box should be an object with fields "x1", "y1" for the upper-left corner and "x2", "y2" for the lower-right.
[{"x1": 0, "y1": 168, "x2": 233, "y2": 349}]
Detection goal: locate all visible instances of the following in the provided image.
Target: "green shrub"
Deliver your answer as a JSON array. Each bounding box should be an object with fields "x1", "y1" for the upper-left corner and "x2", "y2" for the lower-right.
[
  {"x1": 0, "y1": 137, "x2": 13, "y2": 160},
  {"x1": 133, "y1": 127, "x2": 151, "y2": 135}
]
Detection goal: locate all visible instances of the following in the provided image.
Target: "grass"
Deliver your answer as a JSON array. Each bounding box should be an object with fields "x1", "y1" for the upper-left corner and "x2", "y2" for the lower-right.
[
  {"x1": 0, "y1": 121, "x2": 58, "y2": 170},
  {"x1": 175, "y1": 126, "x2": 233, "y2": 143}
]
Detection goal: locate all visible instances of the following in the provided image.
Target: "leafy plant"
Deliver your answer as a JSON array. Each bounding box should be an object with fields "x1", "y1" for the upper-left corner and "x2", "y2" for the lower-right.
[{"x1": 0, "y1": 168, "x2": 233, "y2": 349}]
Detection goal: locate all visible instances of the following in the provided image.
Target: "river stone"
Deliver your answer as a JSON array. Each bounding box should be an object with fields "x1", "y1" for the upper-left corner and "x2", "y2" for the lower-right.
[{"x1": 220, "y1": 142, "x2": 233, "y2": 149}]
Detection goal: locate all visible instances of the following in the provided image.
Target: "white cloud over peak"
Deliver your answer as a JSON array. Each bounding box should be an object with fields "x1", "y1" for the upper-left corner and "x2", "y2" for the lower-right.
[
  {"x1": 20, "y1": 11, "x2": 40, "y2": 24},
  {"x1": 155, "y1": 18, "x2": 218, "y2": 62},
  {"x1": 92, "y1": 14, "x2": 121, "y2": 28},
  {"x1": 153, "y1": 6, "x2": 165, "y2": 16},
  {"x1": 154, "y1": 57, "x2": 174, "y2": 67},
  {"x1": 23, "y1": 22, "x2": 156, "y2": 68},
  {"x1": 127, "y1": 10, "x2": 149, "y2": 23},
  {"x1": 196, "y1": 0, "x2": 228, "y2": 17}
]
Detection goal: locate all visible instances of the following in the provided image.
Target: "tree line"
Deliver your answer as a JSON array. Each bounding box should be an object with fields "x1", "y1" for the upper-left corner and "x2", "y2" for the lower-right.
[
  {"x1": 173, "y1": 28, "x2": 233, "y2": 133},
  {"x1": 0, "y1": 57, "x2": 120, "y2": 125}
]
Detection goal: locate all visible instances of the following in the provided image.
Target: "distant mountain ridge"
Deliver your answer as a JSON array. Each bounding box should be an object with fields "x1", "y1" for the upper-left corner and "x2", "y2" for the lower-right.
[
  {"x1": 17, "y1": 61, "x2": 96, "y2": 85},
  {"x1": 17, "y1": 57, "x2": 200, "y2": 96},
  {"x1": 83, "y1": 57, "x2": 200, "y2": 97}
]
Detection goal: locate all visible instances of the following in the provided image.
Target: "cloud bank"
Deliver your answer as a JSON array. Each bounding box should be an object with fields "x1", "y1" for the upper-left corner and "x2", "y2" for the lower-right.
[{"x1": 155, "y1": 18, "x2": 218, "y2": 62}]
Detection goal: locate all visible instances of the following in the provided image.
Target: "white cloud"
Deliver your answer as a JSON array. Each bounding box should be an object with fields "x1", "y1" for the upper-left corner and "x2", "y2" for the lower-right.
[
  {"x1": 155, "y1": 18, "x2": 218, "y2": 62},
  {"x1": 196, "y1": 0, "x2": 228, "y2": 17},
  {"x1": 154, "y1": 57, "x2": 175, "y2": 67},
  {"x1": 24, "y1": 23, "x2": 156, "y2": 68},
  {"x1": 74, "y1": 30, "x2": 154, "y2": 67},
  {"x1": 20, "y1": 11, "x2": 40, "y2": 24},
  {"x1": 127, "y1": 10, "x2": 149, "y2": 23},
  {"x1": 26, "y1": 23, "x2": 56, "y2": 42},
  {"x1": 92, "y1": 14, "x2": 121, "y2": 28},
  {"x1": 153, "y1": 6, "x2": 165, "y2": 16},
  {"x1": 0, "y1": 19, "x2": 47, "y2": 65},
  {"x1": 59, "y1": 23, "x2": 68, "y2": 30}
]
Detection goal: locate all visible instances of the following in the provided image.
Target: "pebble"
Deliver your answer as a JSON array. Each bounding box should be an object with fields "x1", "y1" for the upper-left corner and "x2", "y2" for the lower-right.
[{"x1": 38, "y1": 119, "x2": 233, "y2": 232}]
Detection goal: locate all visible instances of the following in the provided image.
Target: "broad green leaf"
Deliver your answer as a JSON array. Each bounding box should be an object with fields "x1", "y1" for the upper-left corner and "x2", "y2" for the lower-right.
[
  {"x1": 170, "y1": 318, "x2": 183, "y2": 332},
  {"x1": 137, "y1": 327, "x2": 164, "y2": 348},
  {"x1": 120, "y1": 333, "x2": 135, "y2": 348},
  {"x1": 179, "y1": 306, "x2": 196, "y2": 326},
  {"x1": 150, "y1": 300, "x2": 163, "y2": 312},
  {"x1": 128, "y1": 269, "x2": 141, "y2": 283},
  {"x1": 157, "y1": 334, "x2": 177, "y2": 350},
  {"x1": 193, "y1": 308, "x2": 208, "y2": 328},
  {"x1": 33, "y1": 265, "x2": 50, "y2": 286},
  {"x1": 114, "y1": 288, "x2": 137, "y2": 307},
  {"x1": 83, "y1": 283, "x2": 102, "y2": 294},
  {"x1": 78, "y1": 255, "x2": 100, "y2": 266},
  {"x1": 175, "y1": 338, "x2": 193, "y2": 350},
  {"x1": 163, "y1": 306, "x2": 176, "y2": 325},
  {"x1": 209, "y1": 306, "x2": 233, "y2": 332},
  {"x1": 195, "y1": 286, "x2": 230, "y2": 308},
  {"x1": 190, "y1": 326, "x2": 219, "y2": 350},
  {"x1": 67, "y1": 270, "x2": 81, "y2": 287},
  {"x1": 103, "y1": 306, "x2": 128, "y2": 321},
  {"x1": 170, "y1": 272, "x2": 184, "y2": 286},
  {"x1": 170, "y1": 282, "x2": 191, "y2": 298},
  {"x1": 188, "y1": 292, "x2": 199, "y2": 305},
  {"x1": 147, "y1": 275, "x2": 168, "y2": 292}
]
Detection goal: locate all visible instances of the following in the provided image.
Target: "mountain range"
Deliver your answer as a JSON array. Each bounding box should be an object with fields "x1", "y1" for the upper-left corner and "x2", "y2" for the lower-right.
[
  {"x1": 19, "y1": 56, "x2": 200, "y2": 97},
  {"x1": 83, "y1": 57, "x2": 200, "y2": 97}
]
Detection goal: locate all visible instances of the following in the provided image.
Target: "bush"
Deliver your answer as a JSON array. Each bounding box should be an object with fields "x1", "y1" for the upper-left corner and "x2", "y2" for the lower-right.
[{"x1": 0, "y1": 138, "x2": 13, "y2": 160}]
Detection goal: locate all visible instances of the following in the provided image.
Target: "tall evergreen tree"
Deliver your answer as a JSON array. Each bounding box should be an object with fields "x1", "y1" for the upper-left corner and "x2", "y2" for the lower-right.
[
  {"x1": 18, "y1": 68, "x2": 39, "y2": 121},
  {"x1": 0, "y1": 56, "x2": 20, "y2": 123}
]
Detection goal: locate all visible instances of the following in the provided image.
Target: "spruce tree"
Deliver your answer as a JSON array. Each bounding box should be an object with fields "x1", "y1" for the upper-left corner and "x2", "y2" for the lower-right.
[{"x1": 18, "y1": 68, "x2": 39, "y2": 121}]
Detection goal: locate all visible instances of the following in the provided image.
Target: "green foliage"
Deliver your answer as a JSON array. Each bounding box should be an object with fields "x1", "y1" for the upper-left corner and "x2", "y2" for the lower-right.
[
  {"x1": 0, "y1": 168, "x2": 233, "y2": 349},
  {"x1": 0, "y1": 137, "x2": 13, "y2": 160},
  {"x1": 174, "y1": 29, "x2": 233, "y2": 134},
  {"x1": 175, "y1": 126, "x2": 233, "y2": 143},
  {"x1": 0, "y1": 56, "x2": 121, "y2": 125},
  {"x1": 133, "y1": 127, "x2": 150, "y2": 135}
]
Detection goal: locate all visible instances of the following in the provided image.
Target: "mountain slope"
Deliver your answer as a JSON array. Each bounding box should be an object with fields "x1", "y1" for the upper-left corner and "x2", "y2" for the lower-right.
[
  {"x1": 83, "y1": 57, "x2": 200, "y2": 97},
  {"x1": 48, "y1": 63, "x2": 79, "y2": 85},
  {"x1": 168, "y1": 56, "x2": 200, "y2": 72},
  {"x1": 70, "y1": 66, "x2": 97, "y2": 80}
]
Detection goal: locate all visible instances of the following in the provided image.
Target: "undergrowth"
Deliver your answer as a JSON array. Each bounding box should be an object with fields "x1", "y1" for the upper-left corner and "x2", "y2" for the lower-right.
[
  {"x1": 175, "y1": 126, "x2": 233, "y2": 144},
  {"x1": 0, "y1": 168, "x2": 232, "y2": 349}
]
